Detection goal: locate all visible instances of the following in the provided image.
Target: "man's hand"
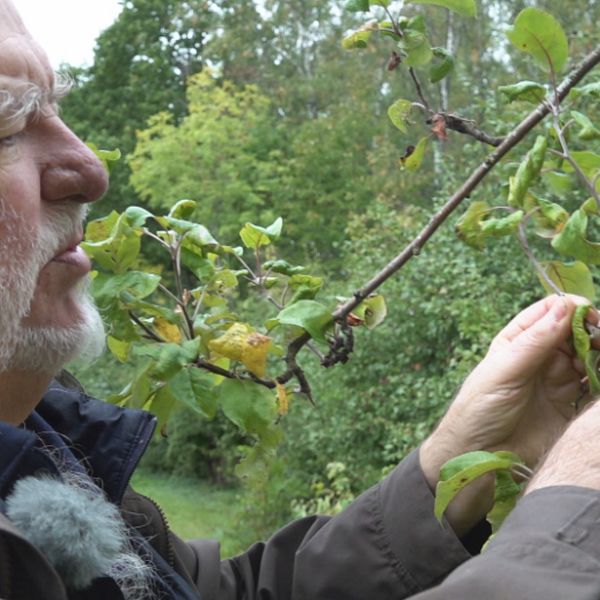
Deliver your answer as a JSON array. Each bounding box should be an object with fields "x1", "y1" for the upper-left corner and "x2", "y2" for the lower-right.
[{"x1": 420, "y1": 294, "x2": 598, "y2": 535}]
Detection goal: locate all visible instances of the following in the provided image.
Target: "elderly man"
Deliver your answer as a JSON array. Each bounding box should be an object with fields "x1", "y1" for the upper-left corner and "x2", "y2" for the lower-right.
[{"x1": 4, "y1": 1, "x2": 600, "y2": 598}]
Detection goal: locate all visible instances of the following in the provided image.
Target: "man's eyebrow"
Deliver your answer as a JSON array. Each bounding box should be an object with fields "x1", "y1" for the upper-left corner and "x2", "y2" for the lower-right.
[{"x1": 0, "y1": 72, "x2": 72, "y2": 131}]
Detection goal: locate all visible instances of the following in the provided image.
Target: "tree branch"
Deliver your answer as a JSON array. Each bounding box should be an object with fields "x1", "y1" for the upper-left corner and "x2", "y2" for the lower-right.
[
  {"x1": 333, "y1": 45, "x2": 600, "y2": 321},
  {"x1": 440, "y1": 112, "x2": 504, "y2": 147}
]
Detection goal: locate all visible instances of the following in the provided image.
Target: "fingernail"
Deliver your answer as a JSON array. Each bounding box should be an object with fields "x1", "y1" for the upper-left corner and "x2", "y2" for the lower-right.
[{"x1": 551, "y1": 300, "x2": 567, "y2": 322}]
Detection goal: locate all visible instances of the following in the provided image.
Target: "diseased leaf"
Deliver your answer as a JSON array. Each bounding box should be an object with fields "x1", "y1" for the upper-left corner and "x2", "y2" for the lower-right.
[
  {"x1": 571, "y1": 111, "x2": 600, "y2": 141},
  {"x1": 480, "y1": 211, "x2": 524, "y2": 237},
  {"x1": 435, "y1": 451, "x2": 520, "y2": 522},
  {"x1": 208, "y1": 323, "x2": 271, "y2": 377},
  {"x1": 539, "y1": 261, "x2": 596, "y2": 302},
  {"x1": 552, "y1": 208, "x2": 600, "y2": 264},
  {"x1": 487, "y1": 470, "x2": 523, "y2": 534},
  {"x1": 508, "y1": 136, "x2": 547, "y2": 208},
  {"x1": 499, "y1": 81, "x2": 546, "y2": 104},
  {"x1": 353, "y1": 295, "x2": 388, "y2": 329},
  {"x1": 388, "y1": 99, "x2": 413, "y2": 133},
  {"x1": 342, "y1": 28, "x2": 374, "y2": 49},
  {"x1": 401, "y1": 136, "x2": 428, "y2": 171},
  {"x1": 506, "y1": 8, "x2": 569, "y2": 73},
  {"x1": 572, "y1": 304, "x2": 600, "y2": 394},
  {"x1": 455, "y1": 201, "x2": 490, "y2": 250},
  {"x1": 407, "y1": 0, "x2": 477, "y2": 17},
  {"x1": 154, "y1": 317, "x2": 182, "y2": 343},
  {"x1": 524, "y1": 194, "x2": 568, "y2": 238},
  {"x1": 276, "y1": 383, "x2": 290, "y2": 416}
]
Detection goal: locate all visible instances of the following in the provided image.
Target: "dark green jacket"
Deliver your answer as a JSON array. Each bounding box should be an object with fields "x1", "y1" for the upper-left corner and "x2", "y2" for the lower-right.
[{"x1": 3, "y1": 376, "x2": 600, "y2": 599}]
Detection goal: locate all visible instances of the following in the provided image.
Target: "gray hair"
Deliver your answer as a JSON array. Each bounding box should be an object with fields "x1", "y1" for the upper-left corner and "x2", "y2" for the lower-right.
[{"x1": 0, "y1": 71, "x2": 72, "y2": 133}]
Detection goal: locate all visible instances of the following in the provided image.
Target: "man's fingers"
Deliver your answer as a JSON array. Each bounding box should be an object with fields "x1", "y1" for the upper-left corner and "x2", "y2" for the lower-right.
[{"x1": 489, "y1": 295, "x2": 598, "y2": 356}]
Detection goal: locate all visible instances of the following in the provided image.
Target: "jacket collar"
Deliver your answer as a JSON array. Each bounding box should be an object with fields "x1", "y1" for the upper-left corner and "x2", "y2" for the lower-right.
[{"x1": 0, "y1": 380, "x2": 156, "y2": 505}]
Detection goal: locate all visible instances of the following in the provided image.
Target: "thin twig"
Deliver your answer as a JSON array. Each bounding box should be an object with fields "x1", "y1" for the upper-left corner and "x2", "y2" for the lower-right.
[
  {"x1": 129, "y1": 311, "x2": 164, "y2": 343},
  {"x1": 516, "y1": 218, "x2": 563, "y2": 296},
  {"x1": 409, "y1": 67, "x2": 431, "y2": 113}
]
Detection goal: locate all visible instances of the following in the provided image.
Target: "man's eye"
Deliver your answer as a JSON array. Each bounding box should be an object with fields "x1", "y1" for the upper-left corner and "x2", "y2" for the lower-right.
[{"x1": 0, "y1": 133, "x2": 21, "y2": 148}]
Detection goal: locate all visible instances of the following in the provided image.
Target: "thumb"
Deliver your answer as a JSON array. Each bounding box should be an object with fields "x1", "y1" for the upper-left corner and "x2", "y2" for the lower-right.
[{"x1": 500, "y1": 299, "x2": 572, "y2": 374}]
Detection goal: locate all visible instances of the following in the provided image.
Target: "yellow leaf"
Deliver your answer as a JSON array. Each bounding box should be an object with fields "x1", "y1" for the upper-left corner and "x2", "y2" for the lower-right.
[
  {"x1": 154, "y1": 317, "x2": 182, "y2": 343},
  {"x1": 276, "y1": 383, "x2": 289, "y2": 416},
  {"x1": 241, "y1": 332, "x2": 271, "y2": 377},
  {"x1": 208, "y1": 323, "x2": 271, "y2": 377}
]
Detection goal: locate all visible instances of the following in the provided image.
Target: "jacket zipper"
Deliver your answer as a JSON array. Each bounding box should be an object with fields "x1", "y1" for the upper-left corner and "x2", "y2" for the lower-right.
[{"x1": 135, "y1": 491, "x2": 176, "y2": 569}]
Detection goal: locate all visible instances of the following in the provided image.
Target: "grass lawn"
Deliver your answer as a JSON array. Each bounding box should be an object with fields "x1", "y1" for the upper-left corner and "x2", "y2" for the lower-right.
[{"x1": 131, "y1": 469, "x2": 248, "y2": 557}]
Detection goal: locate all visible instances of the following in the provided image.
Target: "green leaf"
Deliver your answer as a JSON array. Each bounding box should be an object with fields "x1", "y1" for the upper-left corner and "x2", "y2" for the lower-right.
[
  {"x1": 275, "y1": 300, "x2": 333, "y2": 344},
  {"x1": 407, "y1": 0, "x2": 477, "y2": 17},
  {"x1": 552, "y1": 208, "x2": 600, "y2": 264},
  {"x1": 168, "y1": 199, "x2": 197, "y2": 219},
  {"x1": 148, "y1": 340, "x2": 200, "y2": 381},
  {"x1": 219, "y1": 379, "x2": 281, "y2": 447},
  {"x1": 564, "y1": 151, "x2": 600, "y2": 178},
  {"x1": 169, "y1": 367, "x2": 218, "y2": 419},
  {"x1": 92, "y1": 271, "x2": 161, "y2": 306},
  {"x1": 288, "y1": 274, "x2": 323, "y2": 303},
  {"x1": 401, "y1": 136, "x2": 428, "y2": 171},
  {"x1": 435, "y1": 451, "x2": 520, "y2": 522},
  {"x1": 107, "y1": 336, "x2": 131, "y2": 363},
  {"x1": 544, "y1": 171, "x2": 573, "y2": 195},
  {"x1": 87, "y1": 142, "x2": 121, "y2": 174},
  {"x1": 429, "y1": 47, "x2": 455, "y2": 83},
  {"x1": 125, "y1": 206, "x2": 153, "y2": 228},
  {"x1": 498, "y1": 81, "x2": 547, "y2": 104},
  {"x1": 539, "y1": 261, "x2": 596, "y2": 302},
  {"x1": 388, "y1": 99, "x2": 413, "y2": 134},
  {"x1": 400, "y1": 30, "x2": 433, "y2": 67},
  {"x1": 506, "y1": 8, "x2": 569, "y2": 74},
  {"x1": 345, "y1": 0, "x2": 370, "y2": 11},
  {"x1": 572, "y1": 304, "x2": 600, "y2": 394},
  {"x1": 508, "y1": 135, "x2": 547, "y2": 208},
  {"x1": 570, "y1": 82, "x2": 600, "y2": 100},
  {"x1": 342, "y1": 28, "x2": 374, "y2": 50},
  {"x1": 370, "y1": 0, "x2": 391, "y2": 6},
  {"x1": 82, "y1": 212, "x2": 142, "y2": 274},
  {"x1": 239, "y1": 217, "x2": 283, "y2": 249},
  {"x1": 263, "y1": 259, "x2": 306, "y2": 276},
  {"x1": 571, "y1": 111, "x2": 600, "y2": 141}
]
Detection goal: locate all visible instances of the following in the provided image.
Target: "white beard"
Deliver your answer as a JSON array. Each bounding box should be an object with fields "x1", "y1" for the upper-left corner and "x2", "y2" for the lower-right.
[{"x1": 0, "y1": 199, "x2": 105, "y2": 374}]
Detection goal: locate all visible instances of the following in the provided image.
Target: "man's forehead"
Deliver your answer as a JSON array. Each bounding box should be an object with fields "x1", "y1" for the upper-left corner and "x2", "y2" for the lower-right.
[{"x1": 0, "y1": 0, "x2": 27, "y2": 40}]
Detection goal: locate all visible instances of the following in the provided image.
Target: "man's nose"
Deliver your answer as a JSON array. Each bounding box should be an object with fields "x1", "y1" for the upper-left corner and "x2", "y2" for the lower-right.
[{"x1": 40, "y1": 120, "x2": 109, "y2": 204}]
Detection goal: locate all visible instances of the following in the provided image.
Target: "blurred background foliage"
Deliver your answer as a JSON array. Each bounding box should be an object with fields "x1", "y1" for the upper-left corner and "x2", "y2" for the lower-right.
[{"x1": 66, "y1": 0, "x2": 600, "y2": 550}]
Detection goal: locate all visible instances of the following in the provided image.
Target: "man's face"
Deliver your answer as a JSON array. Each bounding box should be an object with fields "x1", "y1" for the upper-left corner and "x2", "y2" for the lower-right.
[{"x1": 0, "y1": 0, "x2": 109, "y2": 373}]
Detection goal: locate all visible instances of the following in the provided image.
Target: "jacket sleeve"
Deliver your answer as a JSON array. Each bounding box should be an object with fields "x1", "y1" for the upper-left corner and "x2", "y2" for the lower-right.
[
  {"x1": 409, "y1": 486, "x2": 600, "y2": 599},
  {"x1": 173, "y1": 449, "x2": 476, "y2": 600}
]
